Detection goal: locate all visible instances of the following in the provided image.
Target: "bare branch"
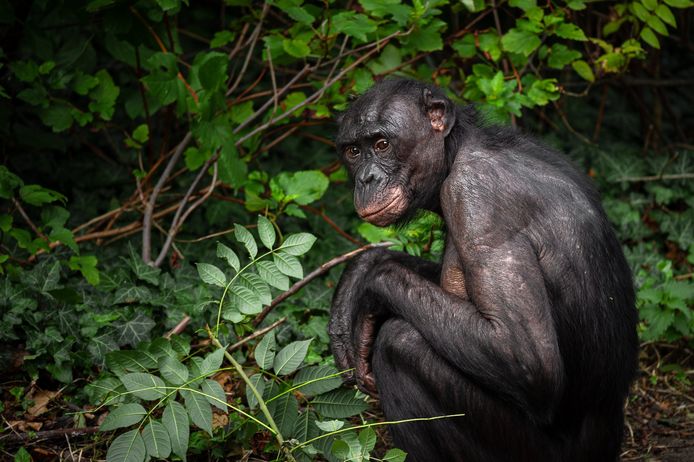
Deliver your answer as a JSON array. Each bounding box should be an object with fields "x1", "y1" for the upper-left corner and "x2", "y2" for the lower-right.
[
  {"x1": 142, "y1": 131, "x2": 192, "y2": 264},
  {"x1": 614, "y1": 173, "x2": 694, "y2": 183},
  {"x1": 226, "y1": 2, "x2": 270, "y2": 97},
  {"x1": 12, "y1": 198, "x2": 49, "y2": 242},
  {"x1": 228, "y1": 317, "x2": 287, "y2": 352},
  {"x1": 153, "y1": 152, "x2": 220, "y2": 267},
  {"x1": 253, "y1": 241, "x2": 394, "y2": 326}
]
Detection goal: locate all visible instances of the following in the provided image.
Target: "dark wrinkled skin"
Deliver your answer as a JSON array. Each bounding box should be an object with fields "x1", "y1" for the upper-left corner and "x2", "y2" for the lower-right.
[{"x1": 329, "y1": 79, "x2": 638, "y2": 462}]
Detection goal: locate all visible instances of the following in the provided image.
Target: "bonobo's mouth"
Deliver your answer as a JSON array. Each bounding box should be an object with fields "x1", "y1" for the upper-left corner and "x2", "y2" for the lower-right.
[{"x1": 358, "y1": 189, "x2": 408, "y2": 226}]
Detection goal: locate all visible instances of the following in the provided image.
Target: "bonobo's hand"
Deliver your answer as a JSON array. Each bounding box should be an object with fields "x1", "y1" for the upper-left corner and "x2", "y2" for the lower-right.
[{"x1": 329, "y1": 248, "x2": 392, "y2": 396}]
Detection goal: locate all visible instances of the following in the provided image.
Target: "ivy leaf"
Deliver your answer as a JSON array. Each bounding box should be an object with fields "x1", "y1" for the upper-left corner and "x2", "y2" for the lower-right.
[{"x1": 68, "y1": 255, "x2": 100, "y2": 286}]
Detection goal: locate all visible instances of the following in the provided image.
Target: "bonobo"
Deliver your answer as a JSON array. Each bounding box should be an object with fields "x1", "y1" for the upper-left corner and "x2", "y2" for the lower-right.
[{"x1": 329, "y1": 79, "x2": 637, "y2": 462}]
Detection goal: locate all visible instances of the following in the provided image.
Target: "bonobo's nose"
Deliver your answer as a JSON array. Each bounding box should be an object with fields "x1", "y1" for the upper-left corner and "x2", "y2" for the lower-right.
[{"x1": 357, "y1": 164, "x2": 385, "y2": 186}]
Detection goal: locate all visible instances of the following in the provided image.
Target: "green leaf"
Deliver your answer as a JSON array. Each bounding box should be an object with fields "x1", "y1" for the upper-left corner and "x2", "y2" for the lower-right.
[
  {"x1": 181, "y1": 389, "x2": 213, "y2": 436},
  {"x1": 331, "y1": 12, "x2": 377, "y2": 42},
  {"x1": 631, "y1": 2, "x2": 650, "y2": 21},
  {"x1": 655, "y1": 4, "x2": 677, "y2": 27},
  {"x1": 100, "y1": 403, "x2": 147, "y2": 431},
  {"x1": 501, "y1": 29, "x2": 541, "y2": 56},
  {"x1": 73, "y1": 72, "x2": 100, "y2": 95},
  {"x1": 571, "y1": 60, "x2": 595, "y2": 82},
  {"x1": 255, "y1": 332, "x2": 276, "y2": 370},
  {"x1": 230, "y1": 282, "x2": 262, "y2": 314},
  {"x1": 663, "y1": 0, "x2": 693, "y2": 8},
  {"x1": 201, "y1": 379, "x2": 227, "y2": 411},
  {"x1": 234, "y1": 224, "x2": 258, "y2": 259},
  {"x1": 282, "y1": 6, "x2": 315, "y2": 24},
  {"x1": 106, "y1": 429, "x2": 146, "y2": 462},
  {"x1": 451, "y1": 34, "x2": 476, "y2": 58},
  {"x1": 159, "y1": 357, "x2": 189, "y2": 386},
  {"x1": 0, "y1": 166, "x2": 23, "y2": 199},
  {"x1": 199, "y1": 348, "x2": 224, "y2": 377},
  {"x1": 219, "y1": 143, "x2": 248, "y2": 188},
  {"x1": 555, "y1": 23, "x2": 588, "y2": 41},
  {"x1": 39, "y1": 105, "x2": 73, "y2": 132},
  {"x1": 68, "y1": 255, "x2": 100, "y2": 286},
  {"x1": 312, "y1": 389, "x2": 369, "y2": 418},
  {"x1": 383, "y1": 448, "x2": 408, "y2": 462},
  {"x1": 268, "y1": 392, "x2": 298, "y2": 436},
  {"x1": 216, "y1": 242, "x2": 240, "y2": 272},
  {"x1": 273, "y1": 339, "x2": 312, "y2": 375},
  {"x1": 257, "y1": 260, "x2": 290, "y2": 290},
  {"x1": 257, "y1": 215, "x2": 276, "y2": 249},
  {"x1": 19, "y1": 184, "x2": 66, "y2": 206},
  {"x1": 461, "y1": 0, "x2": 486, "y2": 12},
  {"x1": 359, "y1": 427, "x2": 377, "y2": 458},
  {"x1": 197, "y1": 52, "x2": 228, "y2": 92},
  {"x1": 121, "y1": 373, "x2": 167, "y2": 401},
  {"x1": 646, "y1": 15, "x2": 669, "y2": 35},
  {"x1": 642, "y1": 0, "x2": 657, "y2": 11},
  {"x1": 280, "y1": 233, "x2": 316, "y2": 256},
  {"x1": 566, "y1": 0, "x2": 586, "y2": 10},
  {"x1": 132, "y1": 124, "x2": 149, "y2": 143},
  {"x1": 142, "y1": 420, "x2": 171, "y2": 459},
  {"x1": 245, "y1": 373, "x2": 265, "y2": 409},
  {"x1": 162, "y1": 401, "x2": 189, "y2": 461},
  {"x1": 294, "y1": 365, "x2": 342, "y2": 396},
  {"x1": 547, "y1": 44, "x2": 581, "y2": 69},
  {"x1": 282, "y1": 38, "x2": 311, "y2": 58},
  {"x1": 315, "y1": 419, "x2": 345, "y2": 432},
  {"x1": 210, "y1": 30, "x2": 235, "y2": 48},
  {"x1": 89, "y1": 70, "x2": 120, "y2": 120},
  {"x1": 274, "y1": 170, "x2": 329, "y2": 205},
  {"x1": 406, "y1": 20, "x2": 445, "y2": 52},
  {"x1": 509, "y1": 0, "x2": 536, "y2": 10},
  {"x1": 273, "y1": 251, "x2": 303, "y2": 279},
  {"x1": 239, "y1": 272, "x2": 272, "y2": 305},
  {"x1": 196, "y1": 262, "x2": 226, "y2": 287},
  {"x1": 640, "y1": 27, "x2": 660, "y2": 48}
]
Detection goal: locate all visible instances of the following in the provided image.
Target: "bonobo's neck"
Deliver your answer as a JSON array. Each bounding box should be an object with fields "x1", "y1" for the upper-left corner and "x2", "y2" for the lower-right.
[{"x1": 444, "y1": 104, "x2": 479, "y2": 172}]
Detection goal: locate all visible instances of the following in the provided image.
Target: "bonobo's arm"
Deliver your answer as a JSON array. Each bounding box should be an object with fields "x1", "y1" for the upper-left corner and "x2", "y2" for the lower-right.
[
  {"x1": 330, "y1": 250, "x2": 441, "y2": 393},
  {"x1": 331, "y1": 236, "x2": 564, "y2": 420}
]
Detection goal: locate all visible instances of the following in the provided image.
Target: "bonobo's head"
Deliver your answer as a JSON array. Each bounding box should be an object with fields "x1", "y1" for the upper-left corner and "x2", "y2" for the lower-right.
[{"x1": 336, "y1": 79, "x2": 456, "y2": 226}]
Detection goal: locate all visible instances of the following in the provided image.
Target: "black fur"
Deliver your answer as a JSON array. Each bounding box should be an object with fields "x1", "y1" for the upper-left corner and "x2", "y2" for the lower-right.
[{"x1": 330, "y1": 79, "x2": 638, "y2": 462}]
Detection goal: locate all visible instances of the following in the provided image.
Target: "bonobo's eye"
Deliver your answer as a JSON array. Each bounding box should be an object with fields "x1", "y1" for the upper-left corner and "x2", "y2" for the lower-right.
[
  {"x1": 374, "y1": 139, "x2": 390, "y2": 152},
  {"x1": 344, "y1": 145, "x2": 361, "y2": 160}
]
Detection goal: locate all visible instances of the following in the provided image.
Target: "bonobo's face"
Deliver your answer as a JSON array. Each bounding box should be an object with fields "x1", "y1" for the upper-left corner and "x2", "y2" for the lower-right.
[{"x1": 336, "y1": 83, "x2": 450, "y2": 226}]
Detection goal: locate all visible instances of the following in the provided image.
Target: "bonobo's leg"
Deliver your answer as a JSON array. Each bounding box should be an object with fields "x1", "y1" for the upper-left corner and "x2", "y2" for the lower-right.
[{"x1": 372, "y1": 318, "x2": 561, "y2": 462}]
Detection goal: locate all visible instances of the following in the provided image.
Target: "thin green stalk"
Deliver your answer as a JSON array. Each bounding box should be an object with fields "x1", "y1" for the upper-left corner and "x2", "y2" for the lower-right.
[
  {"x1": 291, "y1": 413, "x2": 466, "y2": 452},
  {"x1": 208, "y1": 328, "x2": 296, "y2": 461}
]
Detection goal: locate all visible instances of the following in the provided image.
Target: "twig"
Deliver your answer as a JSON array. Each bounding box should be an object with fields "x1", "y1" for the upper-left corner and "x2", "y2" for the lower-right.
[
  {"x1": 267, "y1": 46, "x2": 279, "y2": 115},
  {"x1": 164, "y1": 315, "x2": 191, "y2": 338},
  {"x1": 0, "y1": 427, "x2": 100, "y2": 444},
  {"x1": 12, "y1": 198, "x2": 49, "y2": 242},
  {"x1": 301, "y1": 205, "x2": 362, "y2": 245},
  {"x1": 253, "y1": 241, "x2": 394, "y2": 326},
  {"x1": 153, "y1": 152, "x2": 219, "y2": 267},
  {"x1": 552, "y1": 101, "x2": 593, "y2": 145},
  {"x1": 236, "y1": 28, "x2": 408, "y2": 147},
  {"x1": 228, "y1": 317, "x2": 287, "y2": 352},
  {"x1": 615, "y1": 173, "x2": 694, "y2": 182},
  {"x1": 142, "y1": 132, "x2": 192, "y2": 264},
  {"x1": 233, "y1": 65, "x2": 311, "y2": 134},
  {"x1": 226, "y1": 2, "x2": 270, "y2": 97}
]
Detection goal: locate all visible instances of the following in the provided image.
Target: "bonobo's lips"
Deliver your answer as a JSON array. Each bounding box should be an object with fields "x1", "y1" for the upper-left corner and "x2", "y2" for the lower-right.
[{"x1": 358, "y1": 189, "x2": 408, "y2": 226}]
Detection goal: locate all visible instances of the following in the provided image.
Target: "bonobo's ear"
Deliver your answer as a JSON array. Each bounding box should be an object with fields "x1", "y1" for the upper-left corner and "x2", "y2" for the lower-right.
[{"x1": 423, "y1": 88, "x2": 455, "y2": 136}]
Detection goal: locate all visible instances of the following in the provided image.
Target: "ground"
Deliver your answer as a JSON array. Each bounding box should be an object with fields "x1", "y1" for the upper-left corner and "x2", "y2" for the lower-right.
[{"x1": 0, "y1": 343, "x2": 692, "y2": 461}]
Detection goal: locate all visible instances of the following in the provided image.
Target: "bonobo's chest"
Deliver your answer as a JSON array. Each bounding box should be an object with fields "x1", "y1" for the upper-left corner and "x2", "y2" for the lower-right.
[{"x1": 441, "y1": 235, "x2": 468, "y2": 300}]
